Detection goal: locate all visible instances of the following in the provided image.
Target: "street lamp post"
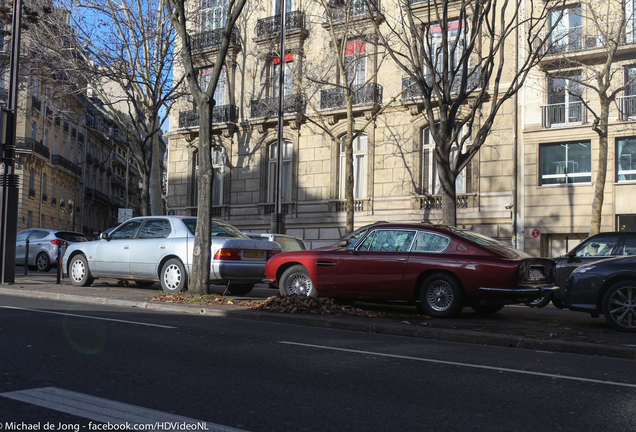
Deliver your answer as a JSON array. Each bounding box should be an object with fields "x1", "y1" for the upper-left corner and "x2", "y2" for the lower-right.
[
  {"x1": 0, "y1": 0, "x2": 23, "y2": 284},
  {"x1": 272, "y1": 0, "x2": 287, "y2": 235}
]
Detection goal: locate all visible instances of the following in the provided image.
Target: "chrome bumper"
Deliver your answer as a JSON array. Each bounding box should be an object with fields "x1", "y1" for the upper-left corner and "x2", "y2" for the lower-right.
[{"x1": 479, "y1": 286, "x2": 559, "y2": 293}]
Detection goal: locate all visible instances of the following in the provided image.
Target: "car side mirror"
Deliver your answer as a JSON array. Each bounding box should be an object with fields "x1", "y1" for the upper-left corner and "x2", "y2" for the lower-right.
[
  {"x1": 100, "y1": 233, "x2": 110, "y2": 240},
  {"x1": 338, "y1": 240, "x2": 348, "y2": 247},
  {"x1": 567, "y1": 251, "x2": 575, "y2": 263}
]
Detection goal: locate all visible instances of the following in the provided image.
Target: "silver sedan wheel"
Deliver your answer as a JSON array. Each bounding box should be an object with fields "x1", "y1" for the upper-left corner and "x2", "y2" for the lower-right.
[
  {"x1": 163, "y1": 263, "x2": 182, "y2": 291},
  {"x1": 71, "y1": 258, "x2": 87, "y2": 283},
  {"x1": 286, "y1": 272, "x2": 314, "y2": 296},
  {"x1": 426, "y1": 280, "x2": 455, "y2": 312},
  {"x1": 604, "y1": 283, "x2": 636, "y2": 332}
]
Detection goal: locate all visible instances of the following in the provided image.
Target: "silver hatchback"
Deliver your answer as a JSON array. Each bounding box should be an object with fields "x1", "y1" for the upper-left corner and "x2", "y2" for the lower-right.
[
  {"x1": 62, "y1": 216, "x2": 281, "y2": 295},
  {"x1": 16, "y1": 229, "x2": 89, "y2": 272}
]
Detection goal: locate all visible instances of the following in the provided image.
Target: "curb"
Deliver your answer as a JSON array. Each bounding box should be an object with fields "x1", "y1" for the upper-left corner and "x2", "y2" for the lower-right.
[{"x1": 2, "y1": 287, "x2": 635, "y2": 360}]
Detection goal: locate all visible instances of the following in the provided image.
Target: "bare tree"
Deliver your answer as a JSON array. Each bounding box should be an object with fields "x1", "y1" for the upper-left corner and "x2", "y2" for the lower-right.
[
  {"x1": 33, "y1": 0, "x2": 180, "y2": 216},
  {"x1": 167, "y1": 0, "x2": 247, "y2": 294},
  {"x1": 368, "y1": 0, "x2": 565, "y2": 226},
  {"x1": 541, "y1": 1, "x2": 636, "y2": 235}
]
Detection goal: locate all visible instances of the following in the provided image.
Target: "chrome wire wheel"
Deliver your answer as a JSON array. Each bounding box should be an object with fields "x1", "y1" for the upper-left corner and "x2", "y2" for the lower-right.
[
  {"x1": 286, "y1": 272, "x2": 314, "y2": 296},
  {"x1": 426, "y1": 280, "x2": 454, "y2": 312},
  {"x1": 70, "y1": 258, "x2": 86, "y2": 283},
  {"x1": 163, "y1": 263, "x2": 182, "y2": 291},
  {"x1": 604, "y1": 283, "x2": 636, "y2": 332}
]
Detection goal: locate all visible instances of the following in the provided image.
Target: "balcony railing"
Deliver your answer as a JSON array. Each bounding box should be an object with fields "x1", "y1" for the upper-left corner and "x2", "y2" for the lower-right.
[
  {"x1": 52, "y1": 154, "x2": 82, "y2": 177},
  {"x1": 111, "y1": 174, "x2": 126, "y2": 188},
  {"x1": 331, "y1": 199, "x2": 368, "y2": 213},
  {"x1": 192, "y1": 27, "x2": 240, "y2": 52},
  {"x1": 536, "y1": 20, "x2": 636, "y2": 56},
  {"x1": 178, "y1": 105, "x2": 239, "y2": 128},
  {"x1": 112, "y1": 195, "x2": 126, "y2": 208},
  {"x1": 16, "y1": 137, "x2": 50, "y2": 160},
  {"x1": 320, "y1": 83, "x2": 382, "y2": 110},
  {"x1": 541, "y1": 102, "x2": 587, "y2": 128},
  {"x1": 113, "y1": 152, "x2": 127, "y2": 167},
  {"x1": 328, "y1": 0, "x2": 379, "y2": 22},
  {"x1": 250, "y1": 94, "x2": 305, "y2": 119},
  {"x1": 94, "y1": 189, "x2": 111, "y2": 205},
  {"x1": 415, "y1": 194, "x2": 476, "y2": 210},
  {"x1": 618, "y1": 95, "x2": 636, "y2": 121},
  {"x1": 261, "y1": 202, "x2": 294, "y2": 215},
  {"x1": 401, "y1": 68, "x2": 482, "y2": 100},
  {"x1": 255, "y1": 11, "x2": 306, "y2": 38}
]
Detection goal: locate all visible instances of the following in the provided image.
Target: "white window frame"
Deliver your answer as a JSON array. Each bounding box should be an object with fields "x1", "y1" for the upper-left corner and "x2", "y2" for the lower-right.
[
  {"x1": 201, "y1": 0, "x2": 228, "y2": 31},
  {"x1": 422, "y1": 127, "x2": 466, "y2": 195},
  {"x1": 268, "y1": 140, "x2": 293, "y2": 203},
  {"x1": 339, "y1": 133, "x2": 367, "y2": 199},
  {"x1": 344, "y1": 40, "x2": 366, "y2": 88},
  {"x1": 212, "y1": 146, "x2": 225, "y2": 206}
]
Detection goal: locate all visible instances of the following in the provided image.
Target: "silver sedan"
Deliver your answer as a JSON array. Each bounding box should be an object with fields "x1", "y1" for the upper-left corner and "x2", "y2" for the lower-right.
[{"x1": 62, "y1": 216, "x2": 281, "y2": 295}]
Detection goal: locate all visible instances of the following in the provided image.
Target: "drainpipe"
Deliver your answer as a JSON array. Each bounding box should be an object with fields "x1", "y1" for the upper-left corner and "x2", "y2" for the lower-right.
[{"x1": 512, "y1": 6, "x2": 519, "y2": 249}]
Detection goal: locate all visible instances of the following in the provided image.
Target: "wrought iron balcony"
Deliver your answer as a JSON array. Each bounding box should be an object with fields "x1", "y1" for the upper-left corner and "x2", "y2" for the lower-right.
[
  {"x1": 255, "y1": 11, "x2": 306, "y2": 38},
  {"x1": 52, "y1": 154, "x2": 82, "y2": 177},
  {"x1": 320, "y1": 83, "x2": 382, "y2": 110},
  {"x1": 178, "y1": 105, "x2": 239, "y2": 128},
  {"x1": 541, "y1": 102, "x2": 587, "y2": 128},
  {"x1": 16, "y1": 137, "x2": 50, "y2": 160},
  {"x1": 250, "y1": 94, "x2": 305, "y2": 119},
  {"x1": 401, "y1": 68, "x2": 482, "y2": 100},
  {"x1": 328, "y1": 0, "x2": 379, "y2": 22},
  {"x1": 192, "y1": 27, "x2": 240, "y2": 52}
]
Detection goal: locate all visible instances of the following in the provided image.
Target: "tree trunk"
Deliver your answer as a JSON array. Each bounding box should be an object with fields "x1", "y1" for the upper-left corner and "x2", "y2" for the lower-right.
[
  {"x1": 589, "y1": 103, "x2": 609, "y2": 236},
  {"x1": 345, "y1": 134, "x2": 354, "y2": 234},
  {"x1": 148, "y1": 133, "x2": 163, "y2": 215},
  {"x1": 189, "y1": 99, "x2": 214, "y2": 294}
]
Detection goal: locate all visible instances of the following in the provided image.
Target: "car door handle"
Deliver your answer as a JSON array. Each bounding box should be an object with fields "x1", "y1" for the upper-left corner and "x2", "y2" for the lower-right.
[
  {"x1": 160, "y1": 245, "x2": 167, "y2": 249},
  {"x1": 124, "y1": 246, "x2": 130, "y2": 250},
  {"x1": 396, "y1": 258, "x2": 407, "y2": 262}
]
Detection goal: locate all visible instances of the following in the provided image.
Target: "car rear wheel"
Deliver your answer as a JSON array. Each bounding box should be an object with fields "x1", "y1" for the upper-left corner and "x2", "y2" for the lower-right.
[
  {"x1": 69, "y1": 255, "x2": 94, "y2": 287},
  {"x1": 36, "y1": 252, "x2": 52, "y2": 272},
  {"x1": 419, "y1": 273, "x2": 463, "y2": 318},
  {"x1": 471, "y1": 304, "x2": 504, "y2": 314},
  {"x1": 226, "y1": 284, "x2": 254, "y2": 296},
  {"x1": 524, "y1": 294, "x2": 553, "y2": 308},
  {"x1": 279, "y1": 265, "x2": 317, "y2": 297},
  {"x1": 134, "y1": 281, "x2": 155, "y2": 288},
  {"x1": 160, "y1": 258, "x2": 187, "y2": 294},
  {"x1": 602, "y1": 281, "x2": 636, "y2": 333}
]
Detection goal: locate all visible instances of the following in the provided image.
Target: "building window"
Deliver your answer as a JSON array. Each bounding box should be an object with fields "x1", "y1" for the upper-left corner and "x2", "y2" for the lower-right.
[
  {"x1": 269, "y1": 54, "x2": 293, "y2": 98},
  {"x1": 201, "y1": 0, "x2": 227, "y2": 31},
  {"x1": 617, "y1": 137, "x2": 636, "y2": 182},
  {"x1": 339, "y1": 133, "x2": 367, "y2": 199},
  {"x1": 540, "y1": 141, "x2": 591, "y2": 185},
  {"x1": 212, "y1": 147, "x2": 225, "y2": 206},
  {"x1": 428, "y1": 21, "x2": 468, "y2": 74},
  {"x1": 344, "y1": 40, "x2": 366, "y2": 88},
  {"x1": 545, "y1": 72, "x2": 583, "y2": 127},
  {"x1": 548, "y1": 6, "x2": 582, "y2": 53},
  {"x1": 274, "y1": 0, "x2": 294, "y2": 15},
  {"x1": 621, "y1": 67, "x2": 636, "y2": 120},
  {"x1": 31, "y1": 123, "x2": 37, "y2": 140},
  {"x1": 27, "y1": 211, "x2": 32, "y2": 229},
  {"x1": 617, "y1": 214, "x2": 636, "y2": 231},
  {"x1": 422, "y1": 127, "x2": 466, "y2": 195},
  {"x1": 200, "y1": 66, "x2": 227, "y2": 105},
  {"x1": 268, "y1": 140, "x2": 293, "y2": 203}
]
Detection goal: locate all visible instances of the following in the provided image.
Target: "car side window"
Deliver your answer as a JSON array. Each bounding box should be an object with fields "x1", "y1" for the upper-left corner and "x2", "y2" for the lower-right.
[
  {"x1": 413, "y1": 231, "x2": 450, "y2": 253},
  {"x1": 29, "y1": 230, "x2": 48, "y2": 240},
  {"x1": 138, "y1": 219, "x2": 172, "y2": 239},
  {"x1": 619, "y1": 237, "x2": 636, "y2": 256},
  {"x1": 16, "y1": 231, "x2": 29, "y2": 242},
  {"x1": 110, "y1": 220, "x2": 143, "y2": 240},
  {"x1": 575, "y1": 237, "x2": 619, "y2": 257},
  {"x1": 364, "y1": 230, "x2": 416, "y2": 252}
]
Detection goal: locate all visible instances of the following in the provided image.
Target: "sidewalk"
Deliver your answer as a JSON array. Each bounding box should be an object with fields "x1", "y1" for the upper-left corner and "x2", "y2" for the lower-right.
[{"x1": 1, "y1": 274, "x2": 636, "y2": 360}]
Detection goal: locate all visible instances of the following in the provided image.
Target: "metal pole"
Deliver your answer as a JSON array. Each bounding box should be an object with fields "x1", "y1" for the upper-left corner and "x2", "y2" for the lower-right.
[
  {"x1": 273, "y1": 0, "x2": 287, "y2": 234},
  {"x1": 0, "y1": 0, "x2": 23, "y2": 284}
]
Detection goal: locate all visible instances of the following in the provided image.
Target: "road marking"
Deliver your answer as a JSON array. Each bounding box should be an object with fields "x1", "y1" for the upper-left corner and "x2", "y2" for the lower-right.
[
  {"x1": 279, "y1": 341, "x2": 636, "y2": 389},
  {"x1": 0, "y1": 387, "x2": 247, "y2": 432},
  {"x1": 1, "y1": 306, "x2": 176, "y2": 329}
]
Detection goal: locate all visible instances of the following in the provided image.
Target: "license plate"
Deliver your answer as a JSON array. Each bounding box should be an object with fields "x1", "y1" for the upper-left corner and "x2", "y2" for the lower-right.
[
  {"x1": 244, "y1": 250, "x2": 264, "y2": 258},
  {"x1": 529, "y1": 265, "x2": 546, "y2": 280}
]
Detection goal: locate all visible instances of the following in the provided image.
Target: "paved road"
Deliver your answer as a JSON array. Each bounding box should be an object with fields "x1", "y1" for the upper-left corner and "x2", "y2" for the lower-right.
[{"x1": 2, "y1": 294, "x2": 636, "y2": 432}]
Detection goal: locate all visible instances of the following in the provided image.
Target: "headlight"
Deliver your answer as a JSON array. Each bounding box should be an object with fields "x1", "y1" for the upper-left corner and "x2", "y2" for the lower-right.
[{"x1": 576, "y1": 265, "x2": 596, "y2": 274}]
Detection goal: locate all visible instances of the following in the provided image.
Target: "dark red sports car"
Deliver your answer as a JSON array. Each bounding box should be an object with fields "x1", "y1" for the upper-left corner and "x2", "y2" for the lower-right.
[{"x1": 264, "y1": 222, "x2": 557, "y2": 317}]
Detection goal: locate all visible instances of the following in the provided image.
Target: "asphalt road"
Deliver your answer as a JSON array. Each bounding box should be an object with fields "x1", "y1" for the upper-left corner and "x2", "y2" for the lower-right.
[{"x1": 2, "y1": 294, "x2": 636, "y2": 432}]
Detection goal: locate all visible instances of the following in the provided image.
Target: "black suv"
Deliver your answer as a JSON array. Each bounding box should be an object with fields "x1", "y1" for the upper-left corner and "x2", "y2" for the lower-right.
[{"x1": 528, "y1": 232, "x2": 636, "y2": 308}]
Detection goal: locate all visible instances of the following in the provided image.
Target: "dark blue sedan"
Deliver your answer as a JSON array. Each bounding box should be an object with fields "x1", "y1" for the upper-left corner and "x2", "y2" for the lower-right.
[{"x1": 565, "y1": 255, "x2": 636, "y2": 332}]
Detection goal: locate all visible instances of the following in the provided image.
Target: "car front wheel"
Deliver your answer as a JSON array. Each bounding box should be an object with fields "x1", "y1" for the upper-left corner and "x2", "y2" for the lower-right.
[
  {"x1": 602, "y1": 281, "x2": 636, "y2": 333},
  {"x1": 279, "y1": 265, "x2": 317, "y2": 297},
  {"x1": 69, "y1": 255, "x2": 94, "y2": 287},
  {"x1": 160, "y1": 259, "x2": 187, "y2": 294},
  {"x1": 36, "y1": 252, "x2": 52, "y2": 272},
  {"x1": 419, "y1": 273, "x2": 463, "y2": 318}
]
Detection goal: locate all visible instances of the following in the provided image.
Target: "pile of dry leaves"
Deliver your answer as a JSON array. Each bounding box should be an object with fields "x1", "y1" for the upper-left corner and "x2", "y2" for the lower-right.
[{"x1": 148, "y1": 293, "x2": 254, "y2": 306}]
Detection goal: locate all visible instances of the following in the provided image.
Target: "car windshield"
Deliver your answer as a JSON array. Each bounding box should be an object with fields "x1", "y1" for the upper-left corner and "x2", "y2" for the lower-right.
[
  {"x1": 183, "y1": 218, "x2": 248, "y2": 239},
  {"x1": 56, "y1": 232, "x2": 89, "y2": 242}
]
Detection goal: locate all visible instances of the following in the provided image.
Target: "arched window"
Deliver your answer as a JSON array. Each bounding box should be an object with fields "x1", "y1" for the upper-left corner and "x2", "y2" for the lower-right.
[
  {"x1": 268, "y1": 140, "x2": 292, "y2": 203},
  {"x1": 339, "y1": 133, "x2": 367, "y2": 199}
]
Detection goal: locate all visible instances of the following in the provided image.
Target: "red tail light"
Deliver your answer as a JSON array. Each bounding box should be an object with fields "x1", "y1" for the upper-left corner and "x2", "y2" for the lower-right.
[
  {"x1": 268, "y1": 250, "x2": 282, "y2": 259},
  {"x1": 51, "y1": 239, "x2": 68, "y2": 246},
  {"x1": 214, "y1": 248, "x2": 242, "y2": 260}
]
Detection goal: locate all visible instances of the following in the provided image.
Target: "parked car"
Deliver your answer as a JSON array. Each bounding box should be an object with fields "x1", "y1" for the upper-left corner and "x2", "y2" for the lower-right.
[
  {"x1": 16, "y1": 229, "x2": 89, "y2": 272},
  {"x1": 526, "y1": 232, "x2": 636, "y2": 308},
  {"x1": 325, "y1": 221, "x2": 391, "y2": 248},
  {"x1": 62, "y1": 216, "x2": 281, "y2": 295},
  {"x1": 244, "y1": 232, "x2": 307, "y2": 252},
  {"x1": 564, "y1": 255, "x2": 636, "y2": 332},
  {"x1": 264, "y1": 222, "x2": 557, "y2": 318}
]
